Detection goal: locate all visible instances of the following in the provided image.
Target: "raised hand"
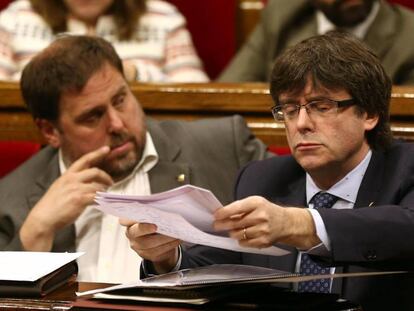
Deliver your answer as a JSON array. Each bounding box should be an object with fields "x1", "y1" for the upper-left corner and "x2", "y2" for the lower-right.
[{"x1": 19, "y1": 146, "x2": 113, "y2": 251}]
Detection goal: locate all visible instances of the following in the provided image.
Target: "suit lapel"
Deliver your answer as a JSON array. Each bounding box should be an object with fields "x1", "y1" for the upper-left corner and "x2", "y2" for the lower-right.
[
  {"x1": 273, "y1": 170, "x2": 307, "y2": 208},
  {"x1": 147, "y1": 120, "x2": 192, "y2": 193},
  {"x1": 354, "y1": 150, "x2": 384, "y2": 208},
  {"x1": 148, "y1": 162, "x2": 191, "y2": 193},
  {"x1": 286, "y1": 177, "x2": 307, "y2": 207},
  {"x1": 332, "y1": 152, "x2": 384, "y2": 293}
]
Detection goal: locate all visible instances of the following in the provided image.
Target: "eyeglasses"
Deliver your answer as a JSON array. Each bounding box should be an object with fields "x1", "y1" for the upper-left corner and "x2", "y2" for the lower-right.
[{"x1": 271, "y1": 98, "x2": 354, "y2": 122}]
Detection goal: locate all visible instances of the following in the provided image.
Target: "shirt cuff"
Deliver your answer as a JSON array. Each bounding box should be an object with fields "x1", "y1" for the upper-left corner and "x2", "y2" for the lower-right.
[
  {"x1": 141, "y1": 246, "x2": 182, "y2": 277},
  {"x1": 307, "y1": 209, "x2": 331, "y2": 255}
]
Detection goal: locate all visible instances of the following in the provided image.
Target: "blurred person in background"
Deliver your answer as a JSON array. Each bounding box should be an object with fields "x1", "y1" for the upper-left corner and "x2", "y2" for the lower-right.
[
  {"x1": 219, "y1": 0, "x2": 414, "y2": 85},
  {"x1": 0, "y1": 0, "x2": 209, "y2": 82}
]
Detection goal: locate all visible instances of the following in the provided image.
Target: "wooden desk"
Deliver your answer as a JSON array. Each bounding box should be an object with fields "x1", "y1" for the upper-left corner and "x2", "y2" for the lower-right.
[
  {"x1": 0, "y1": 282, "x2": 98, "y2": 311},
  {"x1": 0, "y1": 82, "x2": 413, "y2": 148}
]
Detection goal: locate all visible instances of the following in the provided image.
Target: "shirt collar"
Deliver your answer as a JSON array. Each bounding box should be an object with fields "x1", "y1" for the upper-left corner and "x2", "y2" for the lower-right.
[
  {"x1": 316, "y1": 1, "x2": 380, "y2": 39},
  {"x1": 306, "y1": 150, "x2": 372, "y2": 204},
  {"x1": 58, "y1": 132, "x2": 159, "y2": 185}
]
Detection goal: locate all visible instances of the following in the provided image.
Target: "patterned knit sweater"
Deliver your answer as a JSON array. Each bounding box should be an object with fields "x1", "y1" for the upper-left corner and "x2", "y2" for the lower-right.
[{"x1": 0, "y1": 0, "x2": 209, "y2": 82}]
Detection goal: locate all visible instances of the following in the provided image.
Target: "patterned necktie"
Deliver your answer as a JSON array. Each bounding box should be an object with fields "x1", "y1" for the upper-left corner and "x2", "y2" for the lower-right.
[{"x1": 297, "y1": 192, "x2": 338, "y2": 293}]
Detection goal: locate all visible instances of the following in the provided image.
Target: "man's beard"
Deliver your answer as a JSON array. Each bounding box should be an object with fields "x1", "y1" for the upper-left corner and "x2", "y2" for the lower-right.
[
  {"x1": 99, "y1": 131, "x2": 145, "y2": 181},
  {"x1": 317, "y1": 0, "x2": 375, "y2": 28}
]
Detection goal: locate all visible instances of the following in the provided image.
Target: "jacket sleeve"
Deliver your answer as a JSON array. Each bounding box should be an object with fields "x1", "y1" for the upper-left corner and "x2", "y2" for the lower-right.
[
  {"x1": 0, "y1": 215, "x2": 25, "y2": 251},
  {"x1": 0, "y1": 176, "x2": 27, "y2": 251}
]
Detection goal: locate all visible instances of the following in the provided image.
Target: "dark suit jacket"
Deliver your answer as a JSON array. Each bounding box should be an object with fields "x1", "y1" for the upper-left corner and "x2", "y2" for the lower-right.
[
  {"x1": 180, "y1": 142, "x2": 414, "y2": 311},
  {"x1": 0, "y1": 116, "x2": 267, "y2": 252},
  {"x1": 219, "y1": 0, "x2": 414, "y2": 85}
]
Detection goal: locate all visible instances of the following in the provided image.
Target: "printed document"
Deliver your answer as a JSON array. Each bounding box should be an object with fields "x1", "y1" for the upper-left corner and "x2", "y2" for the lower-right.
[{"x1": 95, "y1": 185, "x2": 289, "y2": 257}]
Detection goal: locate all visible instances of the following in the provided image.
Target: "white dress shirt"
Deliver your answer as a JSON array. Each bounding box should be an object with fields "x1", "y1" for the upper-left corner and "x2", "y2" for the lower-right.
[{"x1": 59, "y1": 133, "x2": 159, "y2": 283}]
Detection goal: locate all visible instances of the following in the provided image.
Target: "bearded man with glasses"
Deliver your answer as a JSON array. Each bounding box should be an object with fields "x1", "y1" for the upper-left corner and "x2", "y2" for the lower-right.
[{"x1": 124, "y1": 31, "x2": 414, "y2": 311}]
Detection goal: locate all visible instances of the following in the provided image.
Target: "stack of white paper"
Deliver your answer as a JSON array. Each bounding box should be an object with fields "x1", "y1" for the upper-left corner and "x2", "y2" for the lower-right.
[
  {"x1": 95, "y1": 185, "x2": 289, "y2": 256},
  {"x1": 0, "y1": 251, "x2": 83, "y2": 282}
]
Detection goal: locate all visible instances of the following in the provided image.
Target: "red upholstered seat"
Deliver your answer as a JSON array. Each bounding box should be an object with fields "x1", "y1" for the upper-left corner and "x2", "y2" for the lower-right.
[{"x1": 0, "y1": 141, "x2": 41, "y2": 178}]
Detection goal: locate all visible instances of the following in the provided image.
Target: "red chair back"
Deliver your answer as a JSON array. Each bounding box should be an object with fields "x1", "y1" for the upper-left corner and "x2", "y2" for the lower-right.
[{"x1": 0, "y1": 141, "x2": 41, "y2": 178}]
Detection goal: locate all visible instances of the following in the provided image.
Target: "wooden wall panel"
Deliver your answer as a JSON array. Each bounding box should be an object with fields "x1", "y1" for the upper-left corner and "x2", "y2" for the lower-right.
[{"x1": 0, "y1": 82, "x2": 413, "y2": 148}]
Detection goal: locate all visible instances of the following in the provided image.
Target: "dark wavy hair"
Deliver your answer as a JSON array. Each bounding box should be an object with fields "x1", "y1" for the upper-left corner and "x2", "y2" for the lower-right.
[
  {"x1": 29, "y1": 0, "x2": 147, "y2": 40},
  {"x1": 270, "y1": 31, "x2": 392, "y2": 150},
  {"x1": 21, "y1": 35, "x2": 124, "y2": 121}
]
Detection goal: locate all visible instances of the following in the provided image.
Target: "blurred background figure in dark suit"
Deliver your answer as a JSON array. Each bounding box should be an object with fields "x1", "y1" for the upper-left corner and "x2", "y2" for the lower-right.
[{"x1": 219, "y1": 0, "x2": 414, "y2": 85}]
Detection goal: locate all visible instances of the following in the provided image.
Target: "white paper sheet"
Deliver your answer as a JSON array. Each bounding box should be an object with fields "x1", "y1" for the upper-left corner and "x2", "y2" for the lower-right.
[
  {"x1": 0, "y1": 251, "x2": 83, "y2": 282},
  {"x1": 95, "y1": 185, "x2": 289, "y2": 256}
]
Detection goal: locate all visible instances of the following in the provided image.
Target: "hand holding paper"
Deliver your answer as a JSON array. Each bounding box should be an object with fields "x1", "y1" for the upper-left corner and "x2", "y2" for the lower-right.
[
  {"x1": 95, "y1": 185, "x2": 289, "y2": 257},
  {"x1": 120, "y1": 219, "x2": 180, "y2": 273}
]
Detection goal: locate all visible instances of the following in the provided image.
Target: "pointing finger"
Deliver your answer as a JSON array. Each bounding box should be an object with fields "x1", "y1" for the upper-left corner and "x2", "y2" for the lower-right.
[{"x1": 68, "y1": 146, "x2": 110, "y2": 172}]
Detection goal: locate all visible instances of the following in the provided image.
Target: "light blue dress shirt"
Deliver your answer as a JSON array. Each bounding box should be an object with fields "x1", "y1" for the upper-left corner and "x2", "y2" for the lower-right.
[{"x1": 294, "y1": 150, "x2": 372, "y2": 291}]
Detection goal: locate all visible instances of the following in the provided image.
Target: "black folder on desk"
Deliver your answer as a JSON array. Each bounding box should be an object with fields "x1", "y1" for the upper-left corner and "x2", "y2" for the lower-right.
[
  {"x1": 77, "y1": 264, "x2": 403, "y2": 309},
  {"x1": 0, "y1": 260, "x2": 78, "y2": 297},
  {"x1": 78, "y1": 264, "x2": 298, "y2": 305},
  {"x1": 0, "y1": 251, "x2": 81, "y2": 297}
]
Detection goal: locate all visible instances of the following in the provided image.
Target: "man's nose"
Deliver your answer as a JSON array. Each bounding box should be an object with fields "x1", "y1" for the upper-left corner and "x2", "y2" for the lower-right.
[
  {"x1": 295, "y1": 106, "x2": 314, "y2": 131},
  {"x1": 107, "y1": 108, "x2": 124, "y2": 132}
]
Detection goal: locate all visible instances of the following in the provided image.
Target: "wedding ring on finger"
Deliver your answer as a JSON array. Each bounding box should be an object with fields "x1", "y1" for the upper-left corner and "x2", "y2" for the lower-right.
[{"x1": 243, "y1": 227, "x2": 248, "y2": 240}]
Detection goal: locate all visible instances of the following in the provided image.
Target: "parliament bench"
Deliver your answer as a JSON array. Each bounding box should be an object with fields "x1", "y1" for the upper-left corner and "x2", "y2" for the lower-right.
[{"x1": 0, "y1": 82, "x2": 414, "y2": 176}]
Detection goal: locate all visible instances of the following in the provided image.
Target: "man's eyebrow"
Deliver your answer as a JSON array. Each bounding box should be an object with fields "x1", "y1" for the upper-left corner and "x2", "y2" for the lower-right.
[
  {"x1": 111, "y1": 85, "x2": 127, "y2": 102},
  {"x1": 74, "y1": 84, "x2": 129, "y2": 122},
  {"x1": 305, "y1": 95, "x2": 331, "y2": 101}
]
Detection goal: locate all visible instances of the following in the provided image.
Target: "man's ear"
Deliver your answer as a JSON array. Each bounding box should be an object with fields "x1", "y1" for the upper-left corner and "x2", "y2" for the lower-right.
[
  {"x1": 364, "y1": 113, "x2": 379, "y2": 131},
  {"x1": 35, "y1": 119, "x2": 61, "y2": 148}
]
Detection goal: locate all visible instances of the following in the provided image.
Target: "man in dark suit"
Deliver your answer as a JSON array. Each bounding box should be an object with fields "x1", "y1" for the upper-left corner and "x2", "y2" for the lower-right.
[
  {"x1": 219, "y1": 0, "x2": 414, "y2": 85},
  {"x1": 125, "y1": 32, "x2": 414, "y2": 310},
  {"x1": 0, "y1": 35, "x2": 267, "y2": 283}
]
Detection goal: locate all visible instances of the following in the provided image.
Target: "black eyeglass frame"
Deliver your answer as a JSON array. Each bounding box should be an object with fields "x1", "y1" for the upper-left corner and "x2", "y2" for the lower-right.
[{"x1": 271, "y1": 98, "x2": 355, "y2": 122}]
